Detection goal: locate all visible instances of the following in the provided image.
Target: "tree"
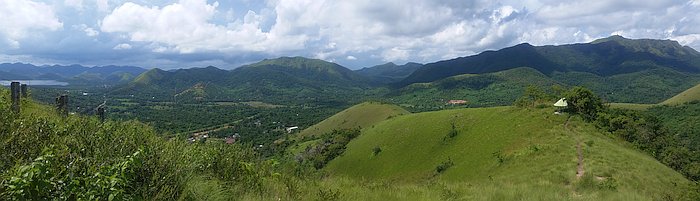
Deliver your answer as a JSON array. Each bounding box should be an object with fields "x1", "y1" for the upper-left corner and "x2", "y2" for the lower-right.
[
  {"x1": 514, "y1": 85, "x2": 549, "y2": 108},
  {"x1": 564, "y1": 86, "x2": 604, "y2": 121}
]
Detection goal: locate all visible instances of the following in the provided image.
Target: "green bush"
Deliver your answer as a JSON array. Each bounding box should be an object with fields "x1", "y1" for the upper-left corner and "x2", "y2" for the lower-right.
[
  {"x1": 0, "y1": 91, "x2": 279, "y2": 200},
  {"x1": 435, "y1": 158, "x2": 455, "y2": 173},
  {"x1": 564, "y1": 86, "x2": 604, "y2": 121},
  {"x1": 372, "y1": 146, "x2": 382, "y2": 156}
]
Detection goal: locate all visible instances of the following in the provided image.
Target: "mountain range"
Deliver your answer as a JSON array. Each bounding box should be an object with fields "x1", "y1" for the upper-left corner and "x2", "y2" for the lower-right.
[
  {"x1": 0, "y1": 63, "x2": 146, "y2": 85},
  {"x1": 399, "y1": 35, "x2": 700, "y2": 86},
  {"x1": 6, "y1": 35, "x2": 700, "y2": 107},
  {"x1": 114, "y1": 57, "x2": 376, "y2": 104}
]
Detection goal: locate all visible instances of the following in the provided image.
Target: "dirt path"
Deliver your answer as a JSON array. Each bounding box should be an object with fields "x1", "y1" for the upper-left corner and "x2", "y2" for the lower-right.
[{"x1": 565, "y1": 116, "x2": 585, "y2": 179}]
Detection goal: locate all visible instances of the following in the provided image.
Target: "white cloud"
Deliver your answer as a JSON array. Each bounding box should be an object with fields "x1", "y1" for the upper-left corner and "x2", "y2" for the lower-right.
[
  {"x1": 73, "y1": 24, "x2": 99, "y2": 37},
  {"x1": 84, "y1": 27, "x2": 99, "y2": 37},
  {"x1": 0, "y1": 0, "x2": 63, "y2": 48},
  {"x1": 7, "y1": 0, "x2": 700, "y2": 68},
  {"x1": 113, "y1": 43, "x2": 132, "y2": 50},
  {"x1": 672, "y1": 34, "x2": 700, "y2": 46},
  {"x1": 101, "y1": 0, "x2": 296, "y2": 54},
  {"x1": 64, "y1": 0, "x2": 83, "y2": 10},
  {"x1": 691, "y1": 0, "x2": 700, "y2": 6},
  {"x1": 381, "y1": 47, "x2": 410, "y2": 61},
  {"x1": 96, "y1": 0, "x2": 109, "y2": 12}
]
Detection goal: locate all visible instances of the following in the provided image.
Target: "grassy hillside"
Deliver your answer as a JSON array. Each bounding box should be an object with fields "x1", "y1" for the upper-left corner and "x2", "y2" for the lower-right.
[
  {"x1": 662, "y1": 83, "x2": 700, "y2": 105},
  {"x1": 607, "y1": 103, "x2": 655, "y2": 110},
  {"x1": 553, "y1": 68, "x2": 700, "y2": 104},
  {"x1": 326, "y1": 106, "x2": 693, "y2": 200},
  {"x1": 298, "y1": 102, "x2": 409, "y2": 138},
  {"x1": 609, "y1": 82, "x2": 700, "y2": 110}
]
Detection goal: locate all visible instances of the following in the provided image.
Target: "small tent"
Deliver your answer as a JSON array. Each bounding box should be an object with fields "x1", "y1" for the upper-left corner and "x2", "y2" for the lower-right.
[
  {"x1": 553, "y1": 98, "x2": 567, "y2": 114},
  {"x1": 554, "y1": 98, "x2": 568, "y2": 107}
]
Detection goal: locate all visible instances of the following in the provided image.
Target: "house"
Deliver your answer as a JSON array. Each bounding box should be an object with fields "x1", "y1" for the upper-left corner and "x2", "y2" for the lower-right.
[
  {"x1": 225, "y1": 133, "x2": 241, "y2": 144},
  {"x1": 286, "y1": 126, "x2": 299, "y2": 133},
  {"x1": 448, "y1": 100, "x2": 468, "y2": 105},
  {"x1": 225, "y1": 137, "x2": 236, "y2": 144}
]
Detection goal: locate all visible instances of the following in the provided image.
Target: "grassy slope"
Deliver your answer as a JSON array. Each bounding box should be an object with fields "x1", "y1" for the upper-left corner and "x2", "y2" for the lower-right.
[
  {"x1": 297, "y1": 102, "x2": 409, "y2": 137},
  {"x1": 610, "y1": 82, "x2": 700, "y2": 110},
  {"x1": 662, "y1": 83, "x2": 700, "y2": 105},
  {"x1": 325, "y1": 107, "x2": 691, "y2": 200},
  {"x1": 607, "y1": 103, "x2": 655, "y2": 111}
]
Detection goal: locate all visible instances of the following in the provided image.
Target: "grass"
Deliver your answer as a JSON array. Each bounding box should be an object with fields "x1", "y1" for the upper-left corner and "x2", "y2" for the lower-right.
[
  {"x1": 240, "y1": 101, "x2": 285, "y2": 108},
  {"x1": 662, "y1": 83, "x2": 700, "y2": 105},
  {"x1": 297, "y1": 102, "x2": 409, "y2": 138},
  {"x1": 607, "y1": 103, "x2": 655, "y2": 110},
  {"x1": 3, "y1": 89, "x2": 696, "y2": 200},
  {"x1": 325, "y1": 106, "x2": 692, "y2": 200},
  {"x1": 609, "y1": 82, "x2": 700, "y2": 110}
]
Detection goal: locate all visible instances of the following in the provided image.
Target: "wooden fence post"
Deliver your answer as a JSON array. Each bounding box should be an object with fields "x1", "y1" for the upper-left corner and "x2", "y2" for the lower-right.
[
  {"x1": 97, "y1": 106, "x2": 105, "y2": 123},
  {"x1": 56, "y1": 95, "x2": 68, "y2": 117},
  {"x1": 10, "y1": 82, "x2": 20, "y2": 114},
  {"x1": 20, "y1": 84, "x2": 28, "y2": 98}
]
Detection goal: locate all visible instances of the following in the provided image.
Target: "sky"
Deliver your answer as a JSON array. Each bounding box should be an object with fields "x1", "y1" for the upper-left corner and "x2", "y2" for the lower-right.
[{"x1": 1, "y1": 0, "x2": 700, "y2": 70}]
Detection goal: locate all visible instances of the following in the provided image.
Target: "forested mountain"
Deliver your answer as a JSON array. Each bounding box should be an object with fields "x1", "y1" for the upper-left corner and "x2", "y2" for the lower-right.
[
  {"x1": 230, "y1": 56, "x2": 369, "y2": 87},
  {"x1": 115, "y1": 57, "x2": 375, "y2": 104},
  {"x1": 400, "y1": 35, "x2": 700, "y2": 86},
  {"x1": 355, "y1": 62, "x2": 423, "y2": 84}
]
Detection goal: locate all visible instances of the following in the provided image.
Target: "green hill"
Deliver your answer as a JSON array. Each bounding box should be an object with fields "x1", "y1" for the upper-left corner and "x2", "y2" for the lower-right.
[
  {"x1": 298, "y1": 102, "x2": 410, "y2": 138},
  {"x1": 325, "y1": 106, "x2": 693, "y2": 200},
  {"x1": 662, "y1": 83, "x2": 700, "y2": 105},
  {"x1": 235, "y1": 56, "x2": 368, "y2": 86},
  {"x1": 609, "y1": 82, "x2": 700, "y2": 110},
  {"x1": 116, "y1": 57, "x2": 374, "y2": 104}
]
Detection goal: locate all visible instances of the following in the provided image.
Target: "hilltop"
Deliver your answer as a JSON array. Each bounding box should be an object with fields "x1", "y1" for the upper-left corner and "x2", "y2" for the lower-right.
[
  {"x1": 297, "y1": 102, "x2": 410, "y2": 138},
  {"x1": 662, "y1": 83, "x2": 700, "y2": 105},
  {"x1": 324, "y1": 106, "x2": 693, "y2": 200},
  {"x1": 236, "y1": 56, "x2": 368, "y2": 86}
]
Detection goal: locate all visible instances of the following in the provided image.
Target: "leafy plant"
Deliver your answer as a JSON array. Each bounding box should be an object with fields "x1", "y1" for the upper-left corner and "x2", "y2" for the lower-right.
[
  {"x1": 372, "y1": 146, "x2": 382, "y2": 156},
  {"x1": 435, "y1": 158, "x2": 455, "y2": 174},
  {"x1": 317, "y1": 188, "x2": 341, "y2": 201}
]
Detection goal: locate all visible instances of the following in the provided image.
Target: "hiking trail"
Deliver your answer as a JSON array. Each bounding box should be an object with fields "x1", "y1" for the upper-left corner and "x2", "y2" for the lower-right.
[{"x1": 565, "y1": 116, "x2": 585, "y2": 179}]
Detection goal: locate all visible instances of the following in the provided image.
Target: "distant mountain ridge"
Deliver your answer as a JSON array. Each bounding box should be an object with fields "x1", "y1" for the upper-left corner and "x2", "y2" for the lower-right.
[
  {"x1": 0, "y1": 63, "x2": 147, "y2": 85},
  {"x1": 355, "y1": 62, "x2": 423, "y2": 84},
  {"x1": 400, "y1": 35, "x2": 700, "y2": 86},
  {"x1": 116, "y1": 57, "x2": 373, "y2": 104}
]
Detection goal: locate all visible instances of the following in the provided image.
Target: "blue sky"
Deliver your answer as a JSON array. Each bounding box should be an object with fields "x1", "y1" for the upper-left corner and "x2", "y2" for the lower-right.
[{"x1": 1, "y1": 0, "x2": 700, "y2": 69}]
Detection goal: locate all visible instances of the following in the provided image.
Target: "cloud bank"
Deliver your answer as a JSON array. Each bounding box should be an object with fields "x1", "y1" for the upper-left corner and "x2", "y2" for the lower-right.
[{"x1": 1, "y1": 0, "x2": 699, "y2": 69}]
